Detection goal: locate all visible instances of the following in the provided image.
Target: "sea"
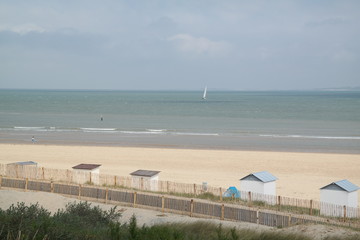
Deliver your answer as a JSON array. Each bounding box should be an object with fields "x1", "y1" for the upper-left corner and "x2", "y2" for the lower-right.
[{"x1": 1, "y1": 89, "x2": 360, "y2": 153}]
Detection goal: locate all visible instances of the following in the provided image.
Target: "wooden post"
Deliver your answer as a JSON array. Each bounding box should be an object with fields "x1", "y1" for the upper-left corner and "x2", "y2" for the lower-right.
[
  {"x1": 248, "y1": 191, "x2": 252, "y2": 207},
  {"x1": 16, "y1": 165, "x2": 19, "y2": 178},
  {"x1": 278, "y1": 196, "x2": 281, "y2": 211},
  {"x1": 133, "y1": 192, "x2": 137, "y2": 208},
  {"x1": 42, "y1": 167, "x2": 45, "y2": 180},
  {"x1": 25, "y1": 178, "x2": 28, "y2": 191},
  {"x1": 89, "y1": 172, "x2": 92, "y2": 184},
  {"x1": 288, "y1": 214, "x2": 292, "y2": 227},
  {"x1": 193, "y1": 184, "x2": 196, "y2": 196},
  {"x1": 78, "y1": 184, "x2": 82, "y2": 200},
  {"x1": 0, "y1": 175, "x2": 2, "y2": 189},
  {"x1": 51, "y1": 181, "x2": 54, "y2": 193},
  {"x1": 105, "y1": 188, "x2": 109, "y2": 204},
  {"x1": 190, "y1": 199, "x2": 194, "y2": 217},
  {"x1": 161, "y1": 196, "x2": 165, "y2": 213},
  {"x1": 114, "y1": 176, "x2": 117, "y2": 186},
  {"x1": 256, "y1": 209, "x2": 259, "y2": 224},
  {"x1": 343, "y1": 205, "x2": 347, "y2": 222},
  {"x1": 309, "y1": 200, "x2": 313, "y2": 215},
  {"x1": 219, "y1": 187, "x2": 223, "y2": 202},
  {"x1": 221, "y1": 204, "x2": 225, "y2": 220}
]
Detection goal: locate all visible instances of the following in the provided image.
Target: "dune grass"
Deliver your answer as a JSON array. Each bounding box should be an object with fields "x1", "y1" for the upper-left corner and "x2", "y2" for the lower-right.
[{"x1": 0, "y1": 202, "x2": 359, "y2": 240}]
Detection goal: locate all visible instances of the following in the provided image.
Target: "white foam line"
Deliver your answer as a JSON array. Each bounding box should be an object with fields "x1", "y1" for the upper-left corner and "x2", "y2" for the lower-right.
[{"x1": 260, "y1": 134, "x2": 360, "y2": 140}]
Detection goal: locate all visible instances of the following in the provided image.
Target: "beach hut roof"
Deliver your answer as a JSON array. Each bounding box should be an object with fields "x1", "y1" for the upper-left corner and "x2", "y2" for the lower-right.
[
  {"x1": 320, "y1": 179, "x2": 359, "y2": 193},
  {"x1": 72, "y1": 164, "x2": 101, "y2": 170},
  {"x1": 8, "y1": 161, "x2": 37, "y2": 166},
  {"x1": 240, "y1": 171, "x2": 278, "y2": 183},
  {"x1": 130, "y1": 170, "x2": 160, "y2": 177}
]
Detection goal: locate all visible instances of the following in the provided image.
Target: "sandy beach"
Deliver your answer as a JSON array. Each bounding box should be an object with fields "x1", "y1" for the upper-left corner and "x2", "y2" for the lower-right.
[{"x1": 0, "y1": 143, "x2": 359, "y2": 203}]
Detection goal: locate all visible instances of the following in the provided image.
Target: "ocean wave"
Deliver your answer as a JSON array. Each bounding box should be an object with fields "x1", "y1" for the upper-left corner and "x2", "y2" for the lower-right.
[
  {"x1": 120, "y1": 130, "x2": 166, "y2": 135},
  {"x1": 171, "y1": 132, "x2": 219, "y2": 136},
  {"x1": 81, "y1": 128, "x2": 118, "y2": 133},
  {"x1": 259, "y1": 134, "x2": 360, "y2": 140},
  {"x1": 14, "y1": 126, "x2": 47, "y2": 131},
  {"x1": 146, "y1": 129, "x2": 167, "y2": 132}
]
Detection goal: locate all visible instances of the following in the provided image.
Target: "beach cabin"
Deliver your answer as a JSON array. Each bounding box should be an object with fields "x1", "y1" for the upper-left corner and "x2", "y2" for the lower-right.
[
  {"x1": 320, "y1": 179, "x2": 359, "y2": 217},
  {"x1": 72, "y1": 164, "x2": 101, "y2": 185},
  {"x1": 240, "y1": 171, "x2": 278, "y2": 204},
  {"x1": 130, "y1": 169, "x2": 160, "y2": 191},
  {"x1": 6, "y1": 161, "x2": 38, "y2": 179}
]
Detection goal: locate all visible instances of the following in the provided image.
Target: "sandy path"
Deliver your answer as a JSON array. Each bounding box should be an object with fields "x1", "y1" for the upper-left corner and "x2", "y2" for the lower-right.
[{"x1": 1, "y1": 189, "x2": 359, "y2": 240}]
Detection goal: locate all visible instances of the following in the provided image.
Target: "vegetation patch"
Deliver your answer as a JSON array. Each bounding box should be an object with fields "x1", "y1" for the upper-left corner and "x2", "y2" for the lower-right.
[{"x1": 0, "y1": 202, "x2": 359, "y2": 240}]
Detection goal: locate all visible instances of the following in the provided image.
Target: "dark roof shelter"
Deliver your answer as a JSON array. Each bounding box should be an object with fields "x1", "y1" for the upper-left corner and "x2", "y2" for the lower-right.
[
  {"x1": 7, "y1": 161, "x2": 38, "y2": 166},
  {"x1": 72, "y1": 164, "x2": 101, "y2": 170},
  {"x1": 130, "y1": 170, "x2": 160, "y2": 177}
]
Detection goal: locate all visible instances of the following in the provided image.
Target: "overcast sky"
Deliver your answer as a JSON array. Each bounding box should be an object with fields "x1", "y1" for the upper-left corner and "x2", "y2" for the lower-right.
[{"x1": 1, "y1": 1, "x2": 359, "y2": 90}]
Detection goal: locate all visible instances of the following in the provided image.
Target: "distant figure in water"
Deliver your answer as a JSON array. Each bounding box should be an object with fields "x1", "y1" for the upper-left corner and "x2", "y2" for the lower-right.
[
  {"x1": 100, "y1": 115, "x2": 103, "y2": 121},
  {"x1": 31, "y1": 136, "x2": 35, "y2": 143}
]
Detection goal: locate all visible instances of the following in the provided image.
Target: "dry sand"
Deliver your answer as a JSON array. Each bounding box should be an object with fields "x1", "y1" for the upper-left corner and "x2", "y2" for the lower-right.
[
  {"x1": 0, "y1": 143, "x2": 359, "y2": 204},
  {"x1": 1, "y1": 189, "x2": 359, "y2": 240}
]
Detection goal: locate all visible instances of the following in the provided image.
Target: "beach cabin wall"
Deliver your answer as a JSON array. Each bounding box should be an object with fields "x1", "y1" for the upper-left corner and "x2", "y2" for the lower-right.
[
  {"x1": 130, "y1": 170, "x2": 160, "y2": 191},
  {"x1": 6, "y1": 161, "x2": 38, "y2": 179},
  {"x1": 320, "y1": 179, "x2": 359, "y2": 217},
  {"x1": 72, "y1": 164, "x2": 101, "y2": 185},
  {"x1": 240, "y1": 171, "x2": 277, "y2": 204}
]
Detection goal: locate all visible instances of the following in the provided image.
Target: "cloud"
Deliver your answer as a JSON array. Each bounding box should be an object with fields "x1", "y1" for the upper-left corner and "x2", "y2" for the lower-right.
[
  {"x1": 0, "y1": 24, "x2": 46, "y2": 35},
  {"x1": 167, "y1": 34, "x2": 230, "y2": 57}
]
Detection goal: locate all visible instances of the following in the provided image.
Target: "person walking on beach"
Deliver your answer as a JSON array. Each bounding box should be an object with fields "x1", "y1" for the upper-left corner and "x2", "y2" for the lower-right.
[{"x1": 31, "y1": 136, "x2": 35, "y2": 143}]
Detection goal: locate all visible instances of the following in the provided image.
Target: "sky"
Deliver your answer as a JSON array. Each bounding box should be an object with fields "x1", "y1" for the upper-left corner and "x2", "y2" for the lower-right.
[{"x1": 0, "y1": 0, "x2": 360, "y2": 91}]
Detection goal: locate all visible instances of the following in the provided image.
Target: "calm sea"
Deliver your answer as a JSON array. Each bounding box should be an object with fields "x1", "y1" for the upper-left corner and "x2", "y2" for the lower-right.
[{"x1": 1, "y1": 90, "x2": 360, "y2": 153}]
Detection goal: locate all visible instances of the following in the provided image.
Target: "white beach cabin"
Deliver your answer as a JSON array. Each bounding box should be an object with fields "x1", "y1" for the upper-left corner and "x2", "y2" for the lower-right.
[
  {"x1": 6, "y1": 161, "x2": 38, "y2": 179},
  {"x1": 240, "y1": 171, "x2": 278, "y2": 204},
  {"x1": 72, "y1": 164, "x2": 101, "y2": 185},
  {"x1": 130, "y1": 169, "x2": 160, "y2": 191},
  {"x1": 320, "y1": 179, "x2": 359, "y2": 217}
]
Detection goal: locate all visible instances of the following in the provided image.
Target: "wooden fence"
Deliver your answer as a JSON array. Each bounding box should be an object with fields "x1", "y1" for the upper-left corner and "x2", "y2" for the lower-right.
[
  {"x1": 1, "y1": 176, "x2": 359, "y2": 230},
  {"x1": 1, "y1": 164, "x2": 359, "y2": 220}
]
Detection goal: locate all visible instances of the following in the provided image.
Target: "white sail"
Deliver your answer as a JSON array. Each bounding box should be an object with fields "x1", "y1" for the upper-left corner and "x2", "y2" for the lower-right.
[{"x1": 202, "y1": 86, "x2": 207, "y2": 100}]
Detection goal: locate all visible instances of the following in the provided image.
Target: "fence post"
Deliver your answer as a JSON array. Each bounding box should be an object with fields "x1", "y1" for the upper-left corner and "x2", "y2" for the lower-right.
[
  {"x1": 193, "y1": 184, "x2": 196, "y2": 196},
  {"x1": 221, "y1": 204, "x2": 225, "y2": 220},
  {"x1": 105, "y1": 188, "x2": 109, "y2": 204},
  {"x1": 114, "y1": 176, "x2": 117, "y2": 186},
  {"x1": 309, "y1": 200, "x2": 313, "y2": 215},
  {"x1": 51, "y1": 181, "x2": 54, "y2": 193},
  {"x1": 161, "y1": 196, "x2": 165, "y2": 213},
  {"x1": 42, "y1": 167, "x2": 45, "y2": 180},
  {"x1": 256, "y1": 209, "x2": 259, "y2": 224},
  {"x1": 248, "y1": 191, "x2": 252, "y2": 207},
  {"x1": 78, "y1": 184, "x2": 82, "y2": 200},
  {"x1": 343, "y1": 205, "x2": 347, "y2": 222},
  {"x1": 288, "y1": 214, "x2": 292, "y2": 227},
  {"x1": 190, "y1": 199, "x2": 194, "y2": 217},
  {"x1": 0, "y1": 175, "x2": 2, "y2": 189},
  {"x1": 89, "y1": 172, "x2": 92, "y2": 184},
  {"x1": 25, "y1": 178, "x2": 28, "y2": 191},
  {"x1": 133, "y1": 192, "x2": 137, "y2": 208},
  {"x1": 278, "y1": 196, "x2": 281, "y2": 211},
  {"x1": 219, "y1": 187, "x2": 223, "y2": 201}
]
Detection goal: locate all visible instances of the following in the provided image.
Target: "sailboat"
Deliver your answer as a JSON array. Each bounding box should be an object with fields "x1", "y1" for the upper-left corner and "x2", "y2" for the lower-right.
[{"x1": 202, "y1": 86, "x2": 207, "y2": 100}]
